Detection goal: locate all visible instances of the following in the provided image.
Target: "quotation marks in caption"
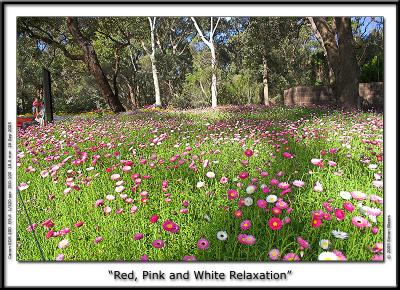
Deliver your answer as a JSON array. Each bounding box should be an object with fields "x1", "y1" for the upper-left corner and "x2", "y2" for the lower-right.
[{"x1": 108, "y1": 270, "x2": 293, "y2": 282}]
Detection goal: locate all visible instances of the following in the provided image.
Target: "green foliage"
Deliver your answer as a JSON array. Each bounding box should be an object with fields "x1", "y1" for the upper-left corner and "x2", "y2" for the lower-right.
[
  {"x1": 360, "y1": 55, "x2": 384, "y2": 83},
  {"x1": 16, "y1": 16, "x2": 384, "y2": 112}
]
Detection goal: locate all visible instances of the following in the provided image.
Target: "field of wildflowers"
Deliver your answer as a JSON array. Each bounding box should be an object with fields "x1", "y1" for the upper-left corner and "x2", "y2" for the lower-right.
[{"x1": 16, "y1": 106, "x2": 384, "y2": 261}]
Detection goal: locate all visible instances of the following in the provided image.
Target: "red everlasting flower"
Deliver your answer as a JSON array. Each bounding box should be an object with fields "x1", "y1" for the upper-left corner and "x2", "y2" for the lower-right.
[
  {"x1": 311, "y1": 218, "x2": 322, "y2": 228},
  {"x1": 244, "y1": 149, "x2": 253, "y2": 157},
  {"x1": 268, "y1": 217, "x2": 283, "y2": 230}
]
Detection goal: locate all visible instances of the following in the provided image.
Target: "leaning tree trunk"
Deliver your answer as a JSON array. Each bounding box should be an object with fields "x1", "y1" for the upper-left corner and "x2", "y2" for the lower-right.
[
  {"x1": 312, "y1": 17, "x2": 341, "y2": 104},
  {"x1": 307, "y1": 17, "x2": 336, "y2": 93},
  {"x1": 335, "y1": 17, "x2": 360, "y2": 110},
  {"x1": 210, "y1": 45, "x2": 218, "y2": 108},
  {"x1": 262, "y1": 56, "x2": 269, "y2": 106},
  {"x1": 66, "y1": 17, "x2": 125, "y2": 113}
]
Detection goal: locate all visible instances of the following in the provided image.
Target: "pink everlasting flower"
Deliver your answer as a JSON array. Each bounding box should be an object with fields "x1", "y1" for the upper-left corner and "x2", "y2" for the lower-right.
[
  {"x1": 244, "y1": 149, "x2": 253, "y2": 157},
  {"x1": 26, "y1": 223, "x2": 37, "y2": 232},
  {"x1": 162, "y1": 220, "x2": 180, "y2": 233},
  {"x1": 268, "y1": 249, "x2": 281, "y2": 260},
  {"x1": 239, "y1": 172, "x2": 249, "y2": 179},
  {"x1": 352, "y1": 216, "x2": 371, "y2": 228},
  {"x1": 74, "y1": 221, "x2": 84, "y2": 227},
  {"x1": 292, "y1": 180, "x2": 305, "y2": 187},
  {"x1": 197, "y1": 238, "x2": 210, "y2": 250},
  {"x1": 152, "y1": 239, "x2": 165, "y2": 249},
  {"x1": 270, "y1": 179, "x2": 279, "y2": 186},
  {"x1": 297, "y1": 236, "x2": 309, "y2": 250},
  {"x1": 257, "y1": 199, "x2": 267, "y2": 208},
  {"x1": 227, "y1": 189, "x2": 239, "y2": 200},
  {"x1": 133, "y1": 233, "x2": 144, "y2": 240},
  {"x1": 149, "y1": 214, "x2": 159, "y2": 223},
  {"x1": 343, "y1": 201, "x2": 355, "y2": 212},
  {"x1": 282, "y1": 152, "x2": 293, "y2": 159},
  {"x1": 94, "y1": 236, "x2": 103, "y2": 244},
  {"x1": 311, "y1": 158, "x2": 324, "y2": 168},
  {"x1": 283, "y1": 253, "x2": 300, "y2": 261},
  {"x1": 237, "y1": 234, "x2": 256, "y2": 245},
  {"x1": 95, "y1": 199, "x2": 104, "y2": 207},
  {"x1": 183, "y1": 255, "x2": 197, "y2": 261},
  {"x1": 335, "y1": 209, "x2": 346, "y2": 221},
  {"x1": 41, "y1": 219, "x2": 55, "y2": 229},
  {"x1": 220, "y1": 176, "x2": 228, "y2": 184},
  {"x1": 140, "y1": 254, "x2": 149, "y2": 261},
  {"x1": 240, "y1": 220, "x2": 252, "y2": 230}
]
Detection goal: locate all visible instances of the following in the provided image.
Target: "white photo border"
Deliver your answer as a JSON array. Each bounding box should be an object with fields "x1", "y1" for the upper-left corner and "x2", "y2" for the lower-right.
[{"x1": 4, "y1": 2, "x2": 397, "y2": 287}]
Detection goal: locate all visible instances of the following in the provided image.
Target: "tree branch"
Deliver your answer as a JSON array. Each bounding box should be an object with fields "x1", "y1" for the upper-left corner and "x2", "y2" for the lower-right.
[
  {"x1": 211, "y1": 17, "x2": 221, "y2": 38},
  {"x1": 21, "y1": 21, "x2": 84, "y2": 61},
  {"x1": 191, "y1": 17, "x2": 211, "y2": 47}
]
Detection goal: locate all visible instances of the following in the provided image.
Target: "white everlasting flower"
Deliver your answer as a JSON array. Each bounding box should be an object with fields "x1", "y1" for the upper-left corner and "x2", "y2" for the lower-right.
[
  {"x1": 244, "y1": 197, "x2": 253, "y2": 206},
  {"x1": 319, "y1": 239, "x2": 331, "y2": 250},
  {"x1": 196, "y1": 181, "x2": 205, "y2": 188},
  {"x1": 368, "y1": 164, "x2": 378, "y2": 170},
  {"x1": 115, "y1": 180, "x2": 125, "y2": 186},
  {"x1": 18, "y1": 183, "x2": 29, "y2": 191},
  {"x1": 111, "y1": 174, "x2": 120, "y2": 181},
  {"x1": 115, "y1": 185, "x2": 125, "y2": 193},
  {"x1": 204, "y1": 214, "x2": 211, "y2": 222},
  {"x1": 368, "y1": 215, "x2": 377, "y2": 223},
  {"x1": 313, "y1": 181, "x2": 323, "y2": 192},
  {"x1": 63, "y1": 188, "x2": 72, "y2": 195},
  {"x1": 339, "y1": 191, "x2": 352, "y2": 200},
  {"x1": 351, "y1": 191, "x2": 367, "y2": 201},
  {"x1": 56, "y1": 254, "x2": 65, "y2": 261},
  {"x1": 292, "y1": 180, "x2": 305, "y2": 187},
  {"x1": 374, "y1": 173, "x2": 382, "y2": 180},
  {"x1": 206, "y1": 171, "x2": 215, "y2": 178},
  {"x1": 266, "y1": 195, "x2": 278, "y2": 203},
  {"x1": 246, "y1": 185, "x2": 257, "y2": 195},
  {"x1": 372, "y1": 180, "x2": 383, "y2": 189},
  {"x1": 331, "y1": 230, "x2": 349, "y2": 240},
  {"x1": 106, "y1": 195, "x2": 115, "y2": 201},
  {"x1": 58, "y1": 239, "x2": 70, "y2": 249},
  {"x1": 318, "y1": 251, "x2": 339, "y2": 261},
  {"x1": 216, "y1": 231, "x2": 228, "y2": 241}
]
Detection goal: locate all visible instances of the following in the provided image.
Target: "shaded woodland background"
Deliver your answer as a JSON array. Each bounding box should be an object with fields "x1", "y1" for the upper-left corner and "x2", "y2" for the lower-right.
[{"x1": 16, "y1": 17, "x2": 383, "y2": 114}]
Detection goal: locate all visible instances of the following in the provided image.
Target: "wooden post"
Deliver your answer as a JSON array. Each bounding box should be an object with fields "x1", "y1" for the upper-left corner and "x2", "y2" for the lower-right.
[{"x1": 42, "y1": 68, "x2": 53, "y2": 123}]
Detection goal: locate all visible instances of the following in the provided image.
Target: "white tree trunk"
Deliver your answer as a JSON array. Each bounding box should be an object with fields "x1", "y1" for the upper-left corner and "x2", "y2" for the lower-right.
[
  {"x1": 191, "y1": 17, "x2": 220, "y2": 109},
  {"x1": 149, "y1": 17, "x2": 161, "y2": 107},
  {"x1": 210, "y1": 45, "x2": 217, "y2": 108},
  {"x1": 150, "y1": 55, "x2": 161, "y2": 107},
  {"x1": 262, "y1": 56, "x2": 269, "y2": 106}
]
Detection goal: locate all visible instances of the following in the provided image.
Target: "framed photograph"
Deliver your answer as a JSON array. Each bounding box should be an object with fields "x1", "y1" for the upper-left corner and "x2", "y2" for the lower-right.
[{"x1": 3, "y1": 0, "x2": 397, "y2": 287}]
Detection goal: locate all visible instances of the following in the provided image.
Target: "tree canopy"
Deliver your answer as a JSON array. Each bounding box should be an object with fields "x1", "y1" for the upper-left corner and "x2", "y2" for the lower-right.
[{"x1": 16, "y1": 16, "x2": 384, "y2": 114}]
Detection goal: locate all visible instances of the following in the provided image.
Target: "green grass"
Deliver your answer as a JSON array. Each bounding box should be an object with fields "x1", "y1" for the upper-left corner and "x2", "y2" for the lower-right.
[{"x1": 16, "y1": 105, "x2": 384, "y2": 262}]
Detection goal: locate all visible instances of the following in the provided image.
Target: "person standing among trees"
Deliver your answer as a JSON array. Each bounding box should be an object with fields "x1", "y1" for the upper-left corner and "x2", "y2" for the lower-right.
[
  {"x1": 32, "y1": 86, "x2": 45, "y2": 126},
  {"x1": 32, "y1": 86, "x2": 43, "y2": 117}
]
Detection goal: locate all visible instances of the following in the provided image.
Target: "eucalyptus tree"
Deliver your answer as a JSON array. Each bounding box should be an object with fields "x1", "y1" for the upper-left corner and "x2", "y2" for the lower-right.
[
  {"x1": 311, "y1": 17, "x2": 360, "y2": 109},
  {"x1": 17, "y1": 17, "x2": 126, "y2": 112},
  {"x1": 242, "y1": 17, "x2": 301, "y2": 106},
  {"x1": 141, "y1": 17, "x2": 162, "y2": 107},
  {"x1": 152, "y1": 17, "x2": 194, "y2": 103},
  {"x1": 191, "y1": 17, "x2": 221, "y2": 108}
]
